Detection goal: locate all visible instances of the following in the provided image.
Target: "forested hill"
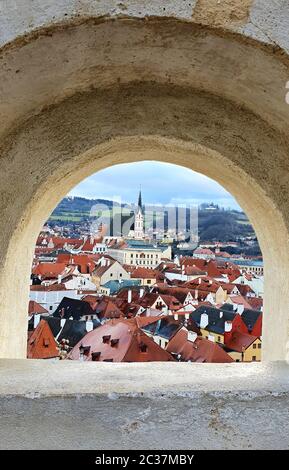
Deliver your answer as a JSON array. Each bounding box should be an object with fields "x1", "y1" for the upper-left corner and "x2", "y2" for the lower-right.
[{"x1": 53, "y1": 196, "x2": 117, "y2": 213}]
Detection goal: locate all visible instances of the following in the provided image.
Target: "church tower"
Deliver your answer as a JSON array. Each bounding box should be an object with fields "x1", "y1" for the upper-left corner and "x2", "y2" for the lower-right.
[{"x1": 134, "y1": 188, "x2": 144, "y2": 239}]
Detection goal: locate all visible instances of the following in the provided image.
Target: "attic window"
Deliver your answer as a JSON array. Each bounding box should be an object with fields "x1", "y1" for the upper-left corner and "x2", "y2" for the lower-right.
[
  {"x1": 91, "y1": 351, "x2": 101, "y2": 361},
  {"x1": 43, "y1": 338, "x2": 50, "y2": 347},
  {"x1": 111, "y1": 338, "x2": 119, "y2": 347},
  {"x1": 102, "y1": 335, "x2": 111, "y2": 344},
  {"x1": 79, "y1": 345, "x2": 90, "y2": 356},
  {"x1": 140, "y1": 342, "x2": 148, "y2": 353}
]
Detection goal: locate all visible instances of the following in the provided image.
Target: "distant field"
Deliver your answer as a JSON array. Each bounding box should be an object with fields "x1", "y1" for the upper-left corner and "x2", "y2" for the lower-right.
[
  {"x1": 49, "y1": 214, "x2": 84, "y2": 221},
  {"x1": 49, "y1": 207, "x2": 130, "y2": 222}
]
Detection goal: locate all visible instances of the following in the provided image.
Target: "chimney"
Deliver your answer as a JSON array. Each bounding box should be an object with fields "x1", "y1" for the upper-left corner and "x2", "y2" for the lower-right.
[
  {"x1": 198, "y1": 278, "x2": 201, "y2": 284},
  {"x1": 139, "y1": 288, "x2": 144, "y2": 298},
  {"x1": 127, "y1": 289, "x2": 132, "y2": 304},
  {"x1": 33, "y1": 314, "x2": 40, "y2": 329},
  {"x1": 86, "y1": 320, "x2": 93, "y2": 332},
  {"x1": 58, "y1": 274, "x2": 62, "y2": 284},
  {"x1": 225, "y1": 321, "x2": 232, "y2": 332},
  {"x1": 174, "y1": 313, "x2": 178, "y2": 321},
  {"x1": 188, "y1": 331, "x2": 197, "y2": 343},
  {"x1": 237, "y1": 304, "x2": 244, "y2": 314},
  {"x1": 200, "y1": 312, "x2": 209, "y2": 329},
  {"x1": 219, "y1": 311, "x2": 223, "y2": 318},
  {"x1": 60, "y1": 318, "x2": 66, "y2": 328}
]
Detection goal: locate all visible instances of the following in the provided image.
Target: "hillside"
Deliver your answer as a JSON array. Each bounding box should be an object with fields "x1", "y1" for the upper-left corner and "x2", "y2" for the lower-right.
[{"x1": 48, "y1": 196, "x2": 257, "y2": 247}]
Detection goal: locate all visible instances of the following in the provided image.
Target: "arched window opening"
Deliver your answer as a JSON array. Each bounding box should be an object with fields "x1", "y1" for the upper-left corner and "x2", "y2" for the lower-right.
[{"x1": 28, "y1": 161, "x2": 263, "y2": 363}]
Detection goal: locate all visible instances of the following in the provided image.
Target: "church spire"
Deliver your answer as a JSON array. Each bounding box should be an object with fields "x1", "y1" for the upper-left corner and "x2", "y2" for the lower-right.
[{"x1": 138, "y1": 186, "x2": 142, "y2": 210}]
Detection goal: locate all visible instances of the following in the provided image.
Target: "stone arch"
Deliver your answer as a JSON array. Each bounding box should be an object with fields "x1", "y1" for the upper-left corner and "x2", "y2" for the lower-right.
[{"x1": 0, "y1": 15, "x2": 289, "y2": 361}]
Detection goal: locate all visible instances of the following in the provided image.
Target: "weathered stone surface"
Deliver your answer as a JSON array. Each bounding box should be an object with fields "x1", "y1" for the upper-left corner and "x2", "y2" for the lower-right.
[{"x1": 0, "y1": 360, "x2": 289, "y2": 449}]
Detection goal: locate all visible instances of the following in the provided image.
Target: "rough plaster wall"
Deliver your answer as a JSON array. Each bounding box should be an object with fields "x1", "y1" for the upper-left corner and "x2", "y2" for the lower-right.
[
  {"x1": 1, "y1": 0, "x2": 289, "y2": 49},
  {"x1": 0, "y1": 2, "x2": 288, "y2": 362},
  {"x1": 192, "y1": 0, "x2": 252, "y2": 27}
]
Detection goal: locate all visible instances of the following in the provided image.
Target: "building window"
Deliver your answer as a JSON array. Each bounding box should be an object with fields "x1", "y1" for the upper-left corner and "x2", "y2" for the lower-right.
[
  {"x1": 102, "y1": 335, "x2": 111, "y2": 344},
  {"x1": 258, "y1": 343, "x2": 261, "y2": 349},
  {"x1": 253, "y1": 343, "x2": 257, "y2": 349},
  {"x1": 91, "y1": 352, "x2": 101, "y2": 361},
  {"x1": 252, "y1": 356, "x2": 256, "y2": 361},
  {"x1": 140, "y1": 342, "x2": 148, "y2": 353}
]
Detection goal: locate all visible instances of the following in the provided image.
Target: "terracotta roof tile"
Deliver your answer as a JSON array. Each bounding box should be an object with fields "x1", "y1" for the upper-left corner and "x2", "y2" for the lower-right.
[
  {"x1": 27, "y1": 320, "x2": 59, "y2": 359},
  {"x1": 167, "y1": 328, "x2": 233, "y2": 363},
  {"x1": 68, "y1": 318, "x2": 175, "y2": 362}
]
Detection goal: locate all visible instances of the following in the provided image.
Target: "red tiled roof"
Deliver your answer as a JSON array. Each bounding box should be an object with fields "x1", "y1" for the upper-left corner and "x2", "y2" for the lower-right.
[
  {"x1": 234, "y1": 283, "x2": 255, "y2": 297},
  {"x1": 219, "y1": 283, "x2": 239, "y2": 294},
  {"x1": 68, "y1": 318, "x2": 175, "y2": 362},
  {"x1": 27, "y1": 320, "x2": 59, "y2": 359},
  {"x1": 93, "y1": 262, "x2": 115, "y2": 278},
  {"x1": 156, "y1": 261, "x2": 178, "y2": 272},
  {"x1": 225, "y1": 330, "x2": 258, "y2": 353},
  {"x1": 36, "y1": 236, "x2": 82, "y2": 249},
  {"x1": 183, "y1": 277, "x2": 221, "y2": 294},
  {"x1": 247, "y1": 297, "x2": 263, "y2": 311},
  {"x1": 194, "y1": 248, "x2": 214, "y2": 255},
  {"x1": 122, "y1": 264, "x2": 136, "y2": 273},
  {"x1": 32, "y1": 263, "x2": 66, "y2": 277},
  {"x1": 82, "y1": 295, "x2": 124, "y2": 320},
  {"x1": 167, "y1": 328, "x2": 233, "y2": 363},
  {"x1": 229, "y1": 295, "x2": 252, "y2": 309},
  {"x1": 131, "y1": 267, "x2": 158, "y2": 279},
  {"x1": 28, "y1": 301, "x2": 48, "y2": 316},
  {"x1": 56, "y1": 254, "x2": 97, "y2": 274}
]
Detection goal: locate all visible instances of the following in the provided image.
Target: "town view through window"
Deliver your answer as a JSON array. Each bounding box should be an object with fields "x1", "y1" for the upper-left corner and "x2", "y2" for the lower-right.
[{"x1": 29, "y1": 161, "x2": 263, "y2": 363}]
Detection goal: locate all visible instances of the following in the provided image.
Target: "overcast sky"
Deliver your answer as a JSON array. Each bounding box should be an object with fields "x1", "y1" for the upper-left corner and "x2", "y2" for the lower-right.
[{"x1": 69, "y1": 161, "x2": 241, "y2": 210}]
